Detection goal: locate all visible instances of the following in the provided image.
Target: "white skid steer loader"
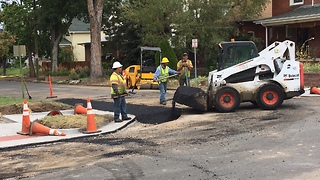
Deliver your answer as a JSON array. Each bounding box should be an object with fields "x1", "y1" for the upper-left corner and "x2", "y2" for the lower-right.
[{"x1": 173, "y1": 40, "x2": 305, "y2": 112}]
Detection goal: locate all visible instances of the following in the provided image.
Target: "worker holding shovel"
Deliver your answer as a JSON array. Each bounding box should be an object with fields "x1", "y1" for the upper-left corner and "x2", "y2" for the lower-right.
[
  {"x1": 177, "y1": 53, "x2": 193, "y2": 86},
  {"x1": 153, "y1": 57, "x2": 179, "y2": 105},
  {"x1": 110, "y1": 61, "x2": 131, "y2": 123}
]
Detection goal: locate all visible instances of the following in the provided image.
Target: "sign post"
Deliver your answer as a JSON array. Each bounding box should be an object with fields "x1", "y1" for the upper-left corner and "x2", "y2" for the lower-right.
[
  {"x1": 13, "y1": 45, "x2": 26, "y2": 99},
  {"x1": 192, "y1": 39, "x2": 198, "y2": 80}
]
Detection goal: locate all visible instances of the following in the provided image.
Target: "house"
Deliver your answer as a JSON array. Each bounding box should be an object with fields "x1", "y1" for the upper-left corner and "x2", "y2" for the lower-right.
[
  {"x1": 60, "y1": 19, "x2": 107, "y2": 62},
  {"x1": 240, "y1": 0, "x2": 320, "y2": 59}
]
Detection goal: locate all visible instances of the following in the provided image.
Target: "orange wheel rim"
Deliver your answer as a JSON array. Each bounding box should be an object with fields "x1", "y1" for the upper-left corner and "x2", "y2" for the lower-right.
[
  {"x1": 262, "y1": 90, "x2": 278, "y2": 105},
  {"x1": 219, "y1": 93, "x2": 235, "y2": 108}
]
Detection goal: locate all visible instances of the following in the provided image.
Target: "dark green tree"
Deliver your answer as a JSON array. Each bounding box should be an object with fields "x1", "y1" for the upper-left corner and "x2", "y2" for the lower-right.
[
  {"x1": 157, "y1": 39, "x2": 177, "y2": 70},
  {"x1": 1, "y1": 0, "x2": 37, "y2": 77},
  {"x1": 123, "y1": 0, "x2": 268, "y2": 72},
  {"x1": 36, "y1": 0, "x2": 87, "y2": 72}
]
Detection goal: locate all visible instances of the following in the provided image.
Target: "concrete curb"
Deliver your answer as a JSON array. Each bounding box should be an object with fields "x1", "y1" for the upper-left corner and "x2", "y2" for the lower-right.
[{"x1": 0, "y1": 109, "x2": 136, "y2": 150}]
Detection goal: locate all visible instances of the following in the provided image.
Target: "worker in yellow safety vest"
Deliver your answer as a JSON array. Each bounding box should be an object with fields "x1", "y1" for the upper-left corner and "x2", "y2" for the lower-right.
[
  {"x1": 110, "y1": 61, "x2": 131, "y2": 122},
  {"x1": 153, "y1": 57, "x2": 179, "y2": 105},
  {"x1": 177, "y1": 53, "x2": 193, "y2": 86}
]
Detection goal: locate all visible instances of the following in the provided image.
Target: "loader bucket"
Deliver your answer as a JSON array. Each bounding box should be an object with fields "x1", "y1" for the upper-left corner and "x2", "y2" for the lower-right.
[{"x1": 173, "y1": 86, "x2": 208, "y2": 111}]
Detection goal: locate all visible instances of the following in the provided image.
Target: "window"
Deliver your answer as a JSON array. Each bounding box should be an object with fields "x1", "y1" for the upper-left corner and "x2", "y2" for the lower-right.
[{"x1": 290, "y1": 0, "x2": 303, "y2": 6}]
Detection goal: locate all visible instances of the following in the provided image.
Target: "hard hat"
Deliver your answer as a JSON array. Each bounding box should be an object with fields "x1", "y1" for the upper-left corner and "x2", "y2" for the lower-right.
[
  {"x1": 112, "y1": 61, "x2": 123, "y2": 69},
  {"x1": 161, "y1": 57, "x2": 169, "y2": 63}
]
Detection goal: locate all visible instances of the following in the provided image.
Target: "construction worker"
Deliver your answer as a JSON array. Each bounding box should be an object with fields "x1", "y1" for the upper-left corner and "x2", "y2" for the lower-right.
[
  {"x1": 177, "y1": 53, "x2": 193, "y2": 86},
  {"x1": 110, "y1": 61, "x2": 131, "y2": 122},
  {"x1": 153, "y1": 57, "x2": 179, "y2": 105}
]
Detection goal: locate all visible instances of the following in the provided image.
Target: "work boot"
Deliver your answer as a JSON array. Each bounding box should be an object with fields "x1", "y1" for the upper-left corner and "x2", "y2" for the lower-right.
[
  {"x1": 122, "y1": 117, "x2": 131, "y2": 121},
  {"x1": 114, "y1": 119, "x2": 123, "y2": 123},
  {"x1": 161, "y1": 102, "x2": 166, "y2": 105}
]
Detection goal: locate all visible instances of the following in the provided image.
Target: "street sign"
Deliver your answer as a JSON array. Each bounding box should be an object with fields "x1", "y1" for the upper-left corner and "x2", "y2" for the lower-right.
[
  {"x1": 192, "y1": 39, "x2": 198, "y2": 48},
  {"x1": 13, "y1": 45, "x2": 26, "y2": 57}
]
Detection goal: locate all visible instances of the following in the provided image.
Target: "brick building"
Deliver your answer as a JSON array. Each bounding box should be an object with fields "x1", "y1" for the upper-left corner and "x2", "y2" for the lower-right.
[{"x1": 241, "y1": 0, "x2": 320, "y2": 59}]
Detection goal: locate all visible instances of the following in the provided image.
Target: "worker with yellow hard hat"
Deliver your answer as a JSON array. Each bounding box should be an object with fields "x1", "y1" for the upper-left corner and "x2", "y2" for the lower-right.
[{"x1": 153, "y1": 57, "x2": 179, "y2": 105}]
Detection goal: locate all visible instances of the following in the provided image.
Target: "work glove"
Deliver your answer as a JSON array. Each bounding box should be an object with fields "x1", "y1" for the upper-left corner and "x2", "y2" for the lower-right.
[{"x1": 115, "y1": 91, "x2": 120, "y2": 97}]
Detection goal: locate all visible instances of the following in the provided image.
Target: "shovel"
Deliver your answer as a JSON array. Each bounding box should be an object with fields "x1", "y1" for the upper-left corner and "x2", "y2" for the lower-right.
[{"x1": 129, "y1": 74, "x2": 179, "y2": 94}]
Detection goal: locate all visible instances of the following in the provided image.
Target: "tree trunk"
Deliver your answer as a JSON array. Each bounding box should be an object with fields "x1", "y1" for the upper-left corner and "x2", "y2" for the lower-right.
[
  {"x1": 27, "y1": 48, "x2": 36, "y2": 77},
  {"x1": 51, "y1": 27, "x2": 61, "y2": 72},
  {"x1": 87, "y1": 0, "x2": 104, "y2": 81}
]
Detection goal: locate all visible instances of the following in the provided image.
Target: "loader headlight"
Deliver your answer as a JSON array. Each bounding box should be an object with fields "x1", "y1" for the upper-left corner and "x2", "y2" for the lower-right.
[{"x1": 220, "y1": 80, "x2": 226, "y2": 85}]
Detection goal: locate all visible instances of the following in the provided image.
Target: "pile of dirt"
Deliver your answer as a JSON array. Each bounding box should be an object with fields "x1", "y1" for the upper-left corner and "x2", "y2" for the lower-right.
[
  {"x1": 38, "y1": 114, "x2": 113, "y2": 129},
  {"x1": 0, "y1": 101, "x2": 112, "y2": 129},
  {"x1": 0, "y1": 101, "x2": 73, "y2": 115}
]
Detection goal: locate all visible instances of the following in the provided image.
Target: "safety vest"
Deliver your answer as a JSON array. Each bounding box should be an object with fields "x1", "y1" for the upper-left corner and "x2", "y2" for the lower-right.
[
  {"x1": 158, "y1": 66, "x2": 169, "y2": 83},
  {"x1": 110, "y1": 72, "x2": 126, "y2": 95},
  {"x1": 177, "y1": 60, "x2": 192, "y2": 78}
]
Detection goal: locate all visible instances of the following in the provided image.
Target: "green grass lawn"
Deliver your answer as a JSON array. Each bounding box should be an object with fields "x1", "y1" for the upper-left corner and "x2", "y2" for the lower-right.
[
  {"x1": 0, "y1": 96, "x2": 26, "y2": 106},
  {"x1": 0, "y1": 66, "x2": 29, "y2": 77}
]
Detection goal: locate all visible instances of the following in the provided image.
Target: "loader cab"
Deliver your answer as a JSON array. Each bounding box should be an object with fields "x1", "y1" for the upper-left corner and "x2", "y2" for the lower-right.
[{"x1": 218, "y1": 41, "x2": 259, "y2": 71}]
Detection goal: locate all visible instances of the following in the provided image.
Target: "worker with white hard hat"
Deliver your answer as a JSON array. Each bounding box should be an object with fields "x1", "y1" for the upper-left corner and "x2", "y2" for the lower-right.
[
  {"x1": 110, "y1": 61, "x2": 131, "y2": 122},
  {"x1": 153, "y1": 57, "x2": 179, "y2": 105}
]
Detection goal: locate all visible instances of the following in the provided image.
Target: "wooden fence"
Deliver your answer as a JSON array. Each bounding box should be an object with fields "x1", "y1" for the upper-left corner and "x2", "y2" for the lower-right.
[{"x1": 41, "y1": 61, "x2": 90, "y2": 71}]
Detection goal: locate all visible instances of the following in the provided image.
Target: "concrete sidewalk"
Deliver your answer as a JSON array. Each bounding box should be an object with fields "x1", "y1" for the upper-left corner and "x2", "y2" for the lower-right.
[{"x1": 0, "y1": 109, "x2": 135, "y2": 149}]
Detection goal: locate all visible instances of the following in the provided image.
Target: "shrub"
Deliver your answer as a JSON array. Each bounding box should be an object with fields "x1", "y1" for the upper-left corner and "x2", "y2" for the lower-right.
[{"x1": 303, "y1": 63, "x2": 320, "y2": 73}]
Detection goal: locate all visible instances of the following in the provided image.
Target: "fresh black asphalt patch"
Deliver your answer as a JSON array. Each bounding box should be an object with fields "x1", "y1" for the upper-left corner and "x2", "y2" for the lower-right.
[{"x1": 56, "y1": 98, "x2": 182, "y2": 124}]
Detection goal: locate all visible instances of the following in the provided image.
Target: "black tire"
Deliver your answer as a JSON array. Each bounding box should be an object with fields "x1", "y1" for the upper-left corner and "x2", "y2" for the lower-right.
[
  {"x1": 214, "y1": 86, "x2": 240, "y2": 113},
  {"x1": 256, "y1": 83, "x2": 284, "y2": 110}
]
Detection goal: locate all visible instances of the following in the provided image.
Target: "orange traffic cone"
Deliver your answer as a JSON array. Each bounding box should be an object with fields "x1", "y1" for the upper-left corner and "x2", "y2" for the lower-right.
[
  {"x1": 17, "y1": 99, "x2": 31, "y2": 135},
  {"x1": 310, "y1": 86, "x2": 320, "y2": 94},
  {"x1": 74, "y1": 104, "x2": 87, "y2": 114},
  {"x1": 47, "y1": 110, "x2": 63, "y2": 116},
  {"x1": 30, "y1": 121, "x2": 66, "y2": 136},
  {"x1": 83, "y1": 98, "x2": 101, "y2": 134}
]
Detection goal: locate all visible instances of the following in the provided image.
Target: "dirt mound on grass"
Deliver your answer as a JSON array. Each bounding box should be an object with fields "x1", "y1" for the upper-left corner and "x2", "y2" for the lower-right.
[
  {"x1": 0, "y1": 101, "x2": 73, "y2": 115},
  {"x1": 0, "y1": 102, "x2": 112, "y2": 129}
]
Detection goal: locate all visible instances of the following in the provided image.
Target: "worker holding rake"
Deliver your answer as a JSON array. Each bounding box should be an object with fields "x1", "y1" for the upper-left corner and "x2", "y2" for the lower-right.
[
  {"x1": 177, "y1": 53, "x2": 193, "y2": 86},
  {"x1": 110, "y1": 61, "x2": 131, "y2": 123},
  {"x1": 153, "y1": 57, "x2": 179, "y2": 105}
]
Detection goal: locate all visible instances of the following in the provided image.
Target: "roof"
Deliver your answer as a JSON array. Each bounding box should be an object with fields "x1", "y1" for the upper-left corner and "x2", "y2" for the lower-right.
[
  {"x1": 77, "y1": 36, "x2": 108, "y2": 45},
  {"x1": 69, "y1": 18, "x2": 90, "y2": 32},
  {"x1": 59, "y1": 38, "x2": 72, "y2": 46},
  {"x1": 254, "y1": 3, "x2": 320, "y2": 26}
]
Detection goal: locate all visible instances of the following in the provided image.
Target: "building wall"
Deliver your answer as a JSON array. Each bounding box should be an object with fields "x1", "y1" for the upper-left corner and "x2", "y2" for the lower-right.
[
  {"x1": 65, "y1": 33, "x2": 90, "y2": 61},
  {"x1": 259, "y1": 0, "x2": 273, "y2": 19},
  {"x1": 307, "y1": 27, "x2": 320, "y2": 58},
  {"x1": 64, "y1": 31, "x2": 107, "y2": 62}
]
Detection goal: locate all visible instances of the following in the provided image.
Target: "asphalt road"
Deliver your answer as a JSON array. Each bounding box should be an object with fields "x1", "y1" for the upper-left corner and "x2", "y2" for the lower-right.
[{"x1": 1, "y1": 80, "x2": 320, "y2": 180}]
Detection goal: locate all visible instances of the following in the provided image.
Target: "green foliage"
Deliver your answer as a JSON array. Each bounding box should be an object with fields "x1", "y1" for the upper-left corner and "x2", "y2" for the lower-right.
[
  {"x1": 157, "y1": 39, "x2": 178, "y2": 70},
  {"x1": 49, "y1": 66, "x2": 69, "y2": 76},
  {"x1": 69, "y1": 67, "x2": 90, "y2": 80},
  {"x1": 303, "y1": 63, "x2": 320, "y2": 73},
  {"x1": 58, "y1": 48, "x2": 75, "y2": 64},
  {"x1": 123, "y1": 0, "x2": 268, "y2": 71}
]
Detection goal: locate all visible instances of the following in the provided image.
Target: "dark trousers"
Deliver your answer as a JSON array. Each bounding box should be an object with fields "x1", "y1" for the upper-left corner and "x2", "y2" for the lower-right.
[
  {"x1": 179, "y1": 77, "x2": 190, "y2": 86},
  {"x1": 113, "y1": 96, "x2": 128, "y2": 120}
]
